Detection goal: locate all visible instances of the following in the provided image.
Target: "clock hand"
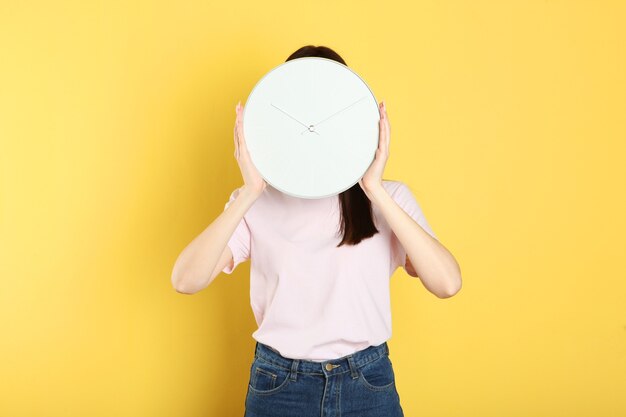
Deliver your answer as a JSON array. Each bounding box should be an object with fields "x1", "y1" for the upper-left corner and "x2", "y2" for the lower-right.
[
  {"x1": 299, "y1": 96, "x2": 369, "y2": 135},
  {"x1": 270, "y1": 103, "x2": 311, "y2": 130}
]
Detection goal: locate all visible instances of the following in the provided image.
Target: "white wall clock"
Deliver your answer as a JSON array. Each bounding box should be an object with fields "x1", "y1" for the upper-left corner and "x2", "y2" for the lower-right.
[{"x1": 242, "y1": 57, "x2": 380, "y2": 199}]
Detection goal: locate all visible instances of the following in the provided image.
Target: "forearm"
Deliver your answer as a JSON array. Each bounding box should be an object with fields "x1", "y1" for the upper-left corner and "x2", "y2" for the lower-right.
[
  {"x1": 171, "y1": 186, "x2": 259, "y2": 294},
  {"x1": 367, "y1": 183, "x2": 462, "y2": 298}
]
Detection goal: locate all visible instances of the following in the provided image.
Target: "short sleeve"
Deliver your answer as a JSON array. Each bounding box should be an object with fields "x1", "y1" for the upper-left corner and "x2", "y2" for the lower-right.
[
  {"x1": 221, "y1": 187, "x2": 251, "y2": 274},
  {"x1": 387, "y1": 181, "x2": 437, "y2": 273}
]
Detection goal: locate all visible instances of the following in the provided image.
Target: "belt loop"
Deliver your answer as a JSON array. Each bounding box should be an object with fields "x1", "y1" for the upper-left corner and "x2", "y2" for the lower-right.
[
  {"x1": 385, "y1": 342, "x2": 389, "y2": 355},
  {"x1": 347, "y1": 355, "x2": 358, "y2": 379},
  {"x1": 290, "y1": 359, "x2": 299, "y2": 381}
]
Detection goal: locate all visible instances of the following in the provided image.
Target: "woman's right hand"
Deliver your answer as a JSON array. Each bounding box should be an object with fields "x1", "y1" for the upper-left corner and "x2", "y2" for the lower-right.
[{"x1": 234, "y1": 100, "x2": 266, "y2": 197}]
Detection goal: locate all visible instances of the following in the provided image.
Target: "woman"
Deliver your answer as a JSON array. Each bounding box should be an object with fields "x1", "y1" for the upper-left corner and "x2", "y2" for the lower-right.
[{"x1": 171, "y1": 45, "x2": 462, "y2": 417}]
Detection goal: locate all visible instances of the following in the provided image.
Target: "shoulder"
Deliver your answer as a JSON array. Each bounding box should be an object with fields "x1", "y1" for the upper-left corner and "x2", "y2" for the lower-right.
[
  {"x1": 382, "y1": 179, "x2": 409, "y2": 196},
  {"x1": 224, "y1": 185, "x2": 247, "y2": 210},
  {"x1": 381, "y1": 179, "x2": 424, "y2": 210},
  {"x1": 226, "y1": 185, "x2": 243, "y2": 200}
]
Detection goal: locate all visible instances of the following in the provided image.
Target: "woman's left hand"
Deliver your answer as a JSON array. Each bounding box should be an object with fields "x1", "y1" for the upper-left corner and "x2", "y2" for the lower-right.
[{"x1": 359, "y1": 100, "x2": 390, "y2": 195}]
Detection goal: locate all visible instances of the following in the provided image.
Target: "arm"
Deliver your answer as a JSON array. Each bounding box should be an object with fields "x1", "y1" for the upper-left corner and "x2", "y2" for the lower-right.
[
  {"x1": 367, "y1": 183, "x2": 462, "y2": 298},
  {"x1": 171, "y1": 186, "x2": 259, "y2": 294}
]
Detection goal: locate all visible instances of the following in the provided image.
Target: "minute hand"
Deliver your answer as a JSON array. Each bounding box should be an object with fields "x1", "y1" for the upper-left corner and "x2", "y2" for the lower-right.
[
  {"x1": 301, "y1": 96, "x2": 369, "y2": 134},
  {"x1": 271, "y1": 103, "x2": 311, "y2": 130}
]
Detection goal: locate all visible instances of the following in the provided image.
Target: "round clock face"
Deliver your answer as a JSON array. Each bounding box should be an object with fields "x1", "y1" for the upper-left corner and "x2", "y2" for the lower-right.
[{"x1": 243, "y1": 56, "x2": 380, "y2": 199}]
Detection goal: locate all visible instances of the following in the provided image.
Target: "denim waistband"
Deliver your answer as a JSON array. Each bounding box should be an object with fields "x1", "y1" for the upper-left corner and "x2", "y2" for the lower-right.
[{"x1": 253, "y1": 341, "x2": 390, "y2": 376}]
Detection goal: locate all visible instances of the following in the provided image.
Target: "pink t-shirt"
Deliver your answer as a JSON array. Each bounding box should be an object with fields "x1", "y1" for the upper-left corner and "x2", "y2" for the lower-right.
[{"x1": 222, "y1": 179, "x2": 437, "y2": 361}]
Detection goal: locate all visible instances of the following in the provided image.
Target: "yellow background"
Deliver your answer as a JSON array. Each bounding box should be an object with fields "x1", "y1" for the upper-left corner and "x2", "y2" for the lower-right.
[{"x1": 1, "y1": 0, "x2": 625, "y2": 416}]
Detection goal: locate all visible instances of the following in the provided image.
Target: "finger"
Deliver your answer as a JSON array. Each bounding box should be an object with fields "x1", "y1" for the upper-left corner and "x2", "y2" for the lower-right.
[
  {"x1": 381, "y1": 101, "x2": 390, "y2": 152},
  {"x1": 383, "y1": 101, "x2": 391, "y2": 136},
  {"x1": 378, "y1": 102, "x2": 386, "y2": 149},
  {"x1": 383, "y1": 100, "x2": 389, "y2": 131},
  {"x1": 235, "y1": 104, "x2": 243, "y2": 148},
  {"x1": 379, "y1": 115, "x2": 387, "y2": 150},
  {"x1": 234, "y1": 103, "x2": 241, "y2": 159},
  {"x1": 234, "y1": 125, "x2": 240, "y2": 159},
  {"x1": 236, "y1": 104, "x2": 248, "y2": 153},
  {"x1": 379, "y1": 103, "x2": 387, "y2": 135}
]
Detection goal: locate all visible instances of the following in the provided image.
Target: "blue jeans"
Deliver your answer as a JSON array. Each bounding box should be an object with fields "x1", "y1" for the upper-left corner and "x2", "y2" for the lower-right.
[{"x1": 244, "y1": 341, "x2": 404, "y2": 417}]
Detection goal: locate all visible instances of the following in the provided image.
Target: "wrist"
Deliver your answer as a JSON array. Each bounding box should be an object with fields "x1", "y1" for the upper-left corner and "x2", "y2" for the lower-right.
[
  {"x1": 364, "y1": 182, "x2": 388, "y2": 204},
  {"x1": 240, "y1": 184, "x2": 263, "y2": 201}
]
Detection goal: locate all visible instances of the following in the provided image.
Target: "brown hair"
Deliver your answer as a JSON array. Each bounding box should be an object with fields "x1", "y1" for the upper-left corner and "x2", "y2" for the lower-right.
[{"x1": 286, "y1": 45, "x2": 381, "y2": 247}]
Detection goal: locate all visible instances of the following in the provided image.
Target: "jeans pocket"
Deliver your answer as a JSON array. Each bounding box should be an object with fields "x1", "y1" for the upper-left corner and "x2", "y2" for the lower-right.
[
  {"x1": 357, "y1": 354, "x2": 396, "y2": 391},
  {"x1": 248, "y1": 356, "x2": 292, "y2": 396}
]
